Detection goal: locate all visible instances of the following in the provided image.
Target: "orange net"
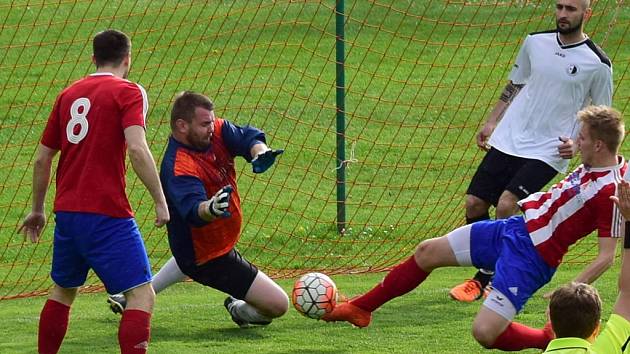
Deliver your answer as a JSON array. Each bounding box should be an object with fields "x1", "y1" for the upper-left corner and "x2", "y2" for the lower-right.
[{"x1": 1, "y1": 0, "x2": 628, "y2": 300}]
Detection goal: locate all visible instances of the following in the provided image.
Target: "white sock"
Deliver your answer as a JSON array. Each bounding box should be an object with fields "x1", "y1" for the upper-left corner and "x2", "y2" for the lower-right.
[
  {"x1": 152, "y1": 257, "x2": 187, "y2": 294},
  {"x1": 232, "y1": 299, "x2": 272, "y2": 323}
]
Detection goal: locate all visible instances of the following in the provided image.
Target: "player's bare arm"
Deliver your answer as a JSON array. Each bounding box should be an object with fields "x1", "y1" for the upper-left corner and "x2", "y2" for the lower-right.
[
  {"x1": 250, "y1": 142, "x2": 270, "y2": 158},
  {"x1": 477, "y1": 81, "x2": 524, "y2": 150},
  {"x1": 19, "y1": 144, "x2": 58, "y2": 243},
  {"x1": 124, "y1": 125, "x2": 170, "y2": 227},
  {"x1": 499, "y1": 80, "x2": 523, "y2": 104},
  {"x1": 542, "y1": 238, "x2": 616, "y2": 299},
  {"x1": 610, "y1": 179, "x2": 630, "y2": 320},
  {"x1": 615, "y1": 236, "x2": 630, "y2": 321},
  {"x1": 542, "y1": 220, "x2": 617, "y2": 300},
  {"x1": 571, "y1": 237, "x2": 617, "y2": 283}
]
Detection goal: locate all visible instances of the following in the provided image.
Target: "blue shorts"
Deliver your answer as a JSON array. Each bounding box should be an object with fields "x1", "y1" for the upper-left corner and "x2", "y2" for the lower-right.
[
  {"x1": 470, "y1": 216, "x2": 556, "y2": 313},
  {"x1": 52, "y1": 212, "x2": 152, "y2": 295}
]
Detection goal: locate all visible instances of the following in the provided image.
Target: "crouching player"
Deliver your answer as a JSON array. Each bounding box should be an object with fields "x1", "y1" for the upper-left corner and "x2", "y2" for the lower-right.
[
  {"x1": 108, "y1": 91, "x2": 288, "y2": 328},
  {"x1": 543, "y1": 179, "x2": 630, "y2": 353},
  {"x1": 323, "y1": 105, "x2": 627, "y2": 351}
]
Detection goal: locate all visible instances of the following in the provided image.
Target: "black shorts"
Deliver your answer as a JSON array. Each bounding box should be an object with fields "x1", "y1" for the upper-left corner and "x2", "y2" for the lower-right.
[
  {"x1": 466, "y1": 147, "x2": 558, "y2": 205},
  {"x1": 182, "y1": 248, "x2": 258, "y2": 300}
]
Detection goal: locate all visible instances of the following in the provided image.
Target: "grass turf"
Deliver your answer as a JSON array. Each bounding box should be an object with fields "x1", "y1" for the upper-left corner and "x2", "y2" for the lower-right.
[
  {"x1": 2, "y1": 0, "x2": 628, "y2": 299},
  {"x1": 0, "y1": 1, "x2": 629, "y2": 351},
  {"x1": 0, "y1": 263, "x2": 622, "y2": 353}
]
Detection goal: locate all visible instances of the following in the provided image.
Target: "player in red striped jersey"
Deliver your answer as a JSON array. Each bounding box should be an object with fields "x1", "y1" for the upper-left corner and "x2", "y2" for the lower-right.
[
  {"x1": 19, "y1": 30, "x2": 168, "y2": 354},
  {"x1": 323, "y1": 105, "x2": 626, "y2": 351},
  {"x1": 452, "y1": 0, "x2": 614, "y2": 302}
]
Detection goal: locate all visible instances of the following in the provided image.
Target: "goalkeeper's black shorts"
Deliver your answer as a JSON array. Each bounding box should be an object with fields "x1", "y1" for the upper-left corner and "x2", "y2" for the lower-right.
[{"x1": 182, "y1": 248, "x2": 258, "y2": 300}]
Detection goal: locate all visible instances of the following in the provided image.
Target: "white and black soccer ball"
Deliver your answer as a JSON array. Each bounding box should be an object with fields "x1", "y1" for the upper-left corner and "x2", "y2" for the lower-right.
[{"x1": 291, "y1": 272, "x2": 337, "y2": 319}]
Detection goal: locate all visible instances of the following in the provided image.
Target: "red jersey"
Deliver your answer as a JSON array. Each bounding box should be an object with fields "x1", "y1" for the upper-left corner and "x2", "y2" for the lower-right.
[
  {"x1": 518, "y1": 156, "x2": 626, "y2": 267},
  {"x1": 41, "y1": 73, "x2": 148, "y2": 218}
]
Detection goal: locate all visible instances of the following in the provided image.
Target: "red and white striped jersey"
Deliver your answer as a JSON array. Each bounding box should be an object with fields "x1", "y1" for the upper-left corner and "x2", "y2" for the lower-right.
[{"x1": 518, "y1": 156, "x2": 627, "y2": 267}]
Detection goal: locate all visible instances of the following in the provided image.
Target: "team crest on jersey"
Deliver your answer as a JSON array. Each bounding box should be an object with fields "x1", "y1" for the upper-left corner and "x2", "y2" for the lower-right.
[
  {"x1": 566, "y1": 64, "x2": 579, "y2": 76},
  {"x1": 566, "y1": 170, "x2": 582, "y2": 199}
]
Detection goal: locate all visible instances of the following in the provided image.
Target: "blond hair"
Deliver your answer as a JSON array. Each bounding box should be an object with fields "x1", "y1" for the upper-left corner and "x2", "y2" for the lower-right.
[{"x1": 578, "y1": 105, "x2": 624, "y2": 153}]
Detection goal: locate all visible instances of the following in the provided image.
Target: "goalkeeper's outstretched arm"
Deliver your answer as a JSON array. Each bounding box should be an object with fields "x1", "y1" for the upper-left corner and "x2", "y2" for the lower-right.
[{"x1": 251, "y1": 142, "x2": 283, "y2": 174}]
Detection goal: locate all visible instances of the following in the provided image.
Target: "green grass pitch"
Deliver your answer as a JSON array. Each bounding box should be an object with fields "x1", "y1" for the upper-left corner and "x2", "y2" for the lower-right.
[
  {"x1": 0, "y1": 265, "x2": 622, "y2": 353},
  {"x1": 1, "y1": 0, "x2": 629, "y2": 352}
]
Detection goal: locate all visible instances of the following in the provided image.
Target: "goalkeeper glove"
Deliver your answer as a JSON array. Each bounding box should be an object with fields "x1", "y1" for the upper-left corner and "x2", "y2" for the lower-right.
[
  {"x1": 252, "y1": 149, "x2": 284, "y2": 174},
  {"x1": 208, "y1": 185, "x2": 233, "y2": 218}
]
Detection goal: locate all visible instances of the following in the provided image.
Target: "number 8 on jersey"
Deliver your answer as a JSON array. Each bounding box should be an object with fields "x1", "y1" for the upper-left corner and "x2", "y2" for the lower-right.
[{"x1": 66, "y1": 97, "x2": 90, "y2": 144}]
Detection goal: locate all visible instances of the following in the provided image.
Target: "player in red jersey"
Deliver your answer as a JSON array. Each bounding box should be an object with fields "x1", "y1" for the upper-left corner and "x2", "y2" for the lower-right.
[
  {"x1": 452, "y1": 0, "x2": 614, "y2": 302},
  {"x1": 107, "y1": 91, "x2": 288, "y2": 328},
  {"x1": 323, "y1": 105, "x2": 626, "y2": 351},
  {"x1": 19, "y1": 29, "x2": 169, "y2": 354}
]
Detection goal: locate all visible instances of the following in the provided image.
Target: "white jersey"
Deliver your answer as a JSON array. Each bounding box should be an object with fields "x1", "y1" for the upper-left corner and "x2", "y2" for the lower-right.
[
  {"x1": 489, "y1": 30, "x2": 613, "y2": 173},
  {"x1": 518, "y1": 156, "x2": 626, "y2": 268}
]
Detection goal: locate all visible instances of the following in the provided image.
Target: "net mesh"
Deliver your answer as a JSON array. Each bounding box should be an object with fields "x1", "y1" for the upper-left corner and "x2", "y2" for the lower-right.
[{"x1": 1, "y1": 0, "x2": 628, "y2": 300}]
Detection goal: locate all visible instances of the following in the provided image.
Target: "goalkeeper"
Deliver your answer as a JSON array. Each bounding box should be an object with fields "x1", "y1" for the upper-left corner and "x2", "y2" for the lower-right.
[
  {"x1": 543, "y1": 179, "x2": 630, "y2": 353},
  {"x1": 323, "y1": 106, "x2": 626, "y2": 351},
  {"x1": 108, "y1": 91, "x2": 288, "y2": 328}
]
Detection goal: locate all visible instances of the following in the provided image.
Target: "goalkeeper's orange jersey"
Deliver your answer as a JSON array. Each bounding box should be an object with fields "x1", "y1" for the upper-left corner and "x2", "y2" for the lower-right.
[{"x1": 160, "y1": 118, "x2": 266, "y2": 270}]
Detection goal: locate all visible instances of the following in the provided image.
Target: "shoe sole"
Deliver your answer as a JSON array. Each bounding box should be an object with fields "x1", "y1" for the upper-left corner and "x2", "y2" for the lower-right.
[{"x1": 107, "y1": 298, "x2": 124, "y2": 315}]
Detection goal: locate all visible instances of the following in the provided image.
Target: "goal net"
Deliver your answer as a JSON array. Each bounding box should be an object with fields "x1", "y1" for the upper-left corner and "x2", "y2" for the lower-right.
[{"x1": 1, "y1": 0, "x2": 628, "y2": 299}]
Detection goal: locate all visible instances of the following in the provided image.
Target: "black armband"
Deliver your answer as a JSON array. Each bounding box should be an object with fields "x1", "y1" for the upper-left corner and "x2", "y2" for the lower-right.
[{"x1": 625, "y1": 221, "x2": 630, "y2": 249}]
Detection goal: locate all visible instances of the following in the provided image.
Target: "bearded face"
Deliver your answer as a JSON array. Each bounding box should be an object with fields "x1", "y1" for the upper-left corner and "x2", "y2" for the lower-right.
[
  {"x1": 556, "y1": 15, "x2": 583, "y2": 35},
  {"x1": 555, "y1": 1, "x2": 589, "y2": 36}
]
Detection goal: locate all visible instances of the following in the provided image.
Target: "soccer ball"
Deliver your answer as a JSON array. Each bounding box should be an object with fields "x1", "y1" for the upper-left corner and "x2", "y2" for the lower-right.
[{"x1": 292, "y1": 272, "x2": 337, "y2": 319}]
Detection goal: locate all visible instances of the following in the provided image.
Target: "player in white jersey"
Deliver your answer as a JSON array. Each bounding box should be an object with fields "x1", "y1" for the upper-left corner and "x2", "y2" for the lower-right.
[
  {"x1": 451, "y1": 0, "x2": 614, "y2": 302},
  {"x1": 322, "y1": 106, "x2": 626, "y2": 351}
]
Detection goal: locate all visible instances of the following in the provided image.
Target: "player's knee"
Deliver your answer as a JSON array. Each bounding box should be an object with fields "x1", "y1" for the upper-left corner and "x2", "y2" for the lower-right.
[
  {"x1": 262, "y1": 291, "x2": 289, "y2": 318},
  {"x1": 49, "y1": 286, "x2": 78, "y2": 307},
  {"x1": 465, "y1": 195, "x2": 489, "y2": 217},
  {"x1": 415, "y1": 240, "x2": 429, "y2": 258},
  {"x1": 125, "y1": 284, "x2": 155, "y2": 312},
  {"x1": 415, "y1": 240, "x2": 436, "y2": 270},
  {"x1": 472, "y1": 322, "x2": 499, "y2": 349},
  {"x1": 495, "y1": 199, "x2": 518, "y2": 218}
]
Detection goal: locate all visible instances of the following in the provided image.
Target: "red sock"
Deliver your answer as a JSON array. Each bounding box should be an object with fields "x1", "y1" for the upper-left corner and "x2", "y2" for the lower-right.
[
  {"x1": 38, "y1": 299, "x2": 70, "y2": 354},
  {"x1": 352, "y1": 256, "x2": 429, "y2": 312},
  {"x1": 491, "y1": 321, "x2": 553, "y2": 351},
  {"x1": 119, "y1": 309, "x2": 152, "y2": 354}
]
